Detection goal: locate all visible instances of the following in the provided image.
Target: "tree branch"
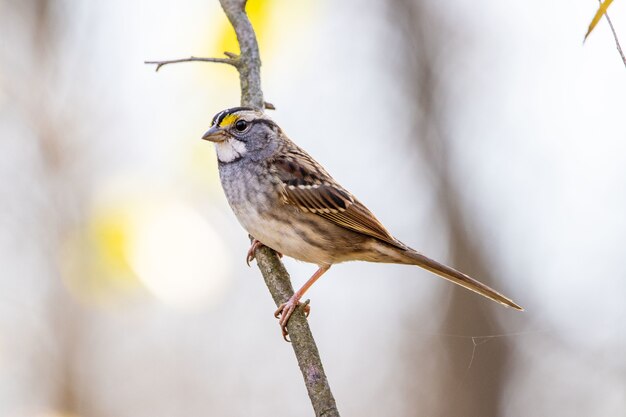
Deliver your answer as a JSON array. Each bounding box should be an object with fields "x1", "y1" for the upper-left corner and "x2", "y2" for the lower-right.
[
  {"x1": 218, "y1": 2, "x2": 339, "y2": 414},
  {"x1": 145, "y1": 1, "x2": 340, "y2": 415},
  {"x1": 254, "y1": 246, "x2": 340, "y2": 417},
  {"x1": 219, "y1": 0, "x2": 264, "y2": 107}
]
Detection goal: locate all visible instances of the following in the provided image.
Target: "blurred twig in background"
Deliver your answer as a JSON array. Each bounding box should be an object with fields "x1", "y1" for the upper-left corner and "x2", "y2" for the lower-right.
[
  {"x1": 0, "y1": 1, "x2": 95, "y2": 415},
  {"x1": 584, "y1": 0, "x2": 625, "y2": 68},
  {"x1": 389, "y1": 0, "x2": 514, "y2": 415},
  {"x1": 598, "y1": 1, "x2": 626, "y2": 68}
]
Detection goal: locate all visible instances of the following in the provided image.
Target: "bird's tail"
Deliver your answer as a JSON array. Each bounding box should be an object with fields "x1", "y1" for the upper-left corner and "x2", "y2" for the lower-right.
[{"x1": 400, "y1": 248, "x2": 523, "y2": 311}]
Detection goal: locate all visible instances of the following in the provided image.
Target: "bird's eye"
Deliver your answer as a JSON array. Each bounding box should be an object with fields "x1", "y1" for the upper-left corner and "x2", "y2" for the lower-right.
[{"x1": 234, "y1": 119, "x2": 248, "y2": 132}]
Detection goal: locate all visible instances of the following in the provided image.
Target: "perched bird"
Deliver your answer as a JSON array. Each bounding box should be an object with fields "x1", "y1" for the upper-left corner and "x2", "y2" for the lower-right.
[{"x1": 202, "y1": 107, "x2": 523, "y2": 339}]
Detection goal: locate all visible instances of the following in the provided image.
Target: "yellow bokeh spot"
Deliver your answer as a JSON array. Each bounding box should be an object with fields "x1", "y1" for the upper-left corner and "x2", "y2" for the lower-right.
[
  {"x1": 216, "y1": 0, "x2": 274, "y2": 55},
  {"x1": 125, "y1": 201, "x2": 232, "y2": 310},
  {"x1": 92, "y1": 209, "x2": 132, "y2": 275},
  {"x1": 60, "y1": 178, "x2": 233, "y2": 310},
  {"x1": 195, "y1": 0, "x2": 317, "y2": 99},
  {"x1": 60, "y1": 200, "x2": 143, "y2": 305}
]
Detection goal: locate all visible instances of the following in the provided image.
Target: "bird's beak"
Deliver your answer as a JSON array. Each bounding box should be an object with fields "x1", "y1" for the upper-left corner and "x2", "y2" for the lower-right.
[{"x1": 202, "y1": 126, "x2": 227, "y2": 143}]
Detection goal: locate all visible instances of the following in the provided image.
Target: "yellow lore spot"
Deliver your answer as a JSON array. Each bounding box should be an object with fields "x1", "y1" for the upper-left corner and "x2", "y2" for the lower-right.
[{"x1": 219, "y1": 114, "x2": 238, "y2": 127}]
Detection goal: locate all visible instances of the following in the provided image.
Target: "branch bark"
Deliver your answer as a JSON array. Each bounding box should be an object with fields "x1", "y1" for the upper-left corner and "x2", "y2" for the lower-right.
[{"x1": 146, "y1": 1, "x2": 339, "y2": 416}]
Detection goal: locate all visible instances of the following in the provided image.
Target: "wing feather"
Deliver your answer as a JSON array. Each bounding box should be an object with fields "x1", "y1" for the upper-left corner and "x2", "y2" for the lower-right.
[{"x1": 274, "y1": 153, "x2": 405, "y2": 249}]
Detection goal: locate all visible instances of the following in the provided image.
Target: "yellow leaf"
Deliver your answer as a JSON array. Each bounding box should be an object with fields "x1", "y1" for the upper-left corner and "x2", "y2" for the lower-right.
[{"x1": 585, "y1": 0, "x2": 614, "y2": 41}]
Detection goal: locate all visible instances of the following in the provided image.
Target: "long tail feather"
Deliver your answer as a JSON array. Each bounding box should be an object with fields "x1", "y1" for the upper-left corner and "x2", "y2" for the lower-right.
[{"x1": 402, "y1": 249, "x2": 523, "y2": 311}]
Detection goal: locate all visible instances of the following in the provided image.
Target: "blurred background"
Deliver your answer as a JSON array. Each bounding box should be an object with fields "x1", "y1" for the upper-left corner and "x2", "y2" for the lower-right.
[{"x1": 1, "y1": 0, "x2": 625, "y2": 416}]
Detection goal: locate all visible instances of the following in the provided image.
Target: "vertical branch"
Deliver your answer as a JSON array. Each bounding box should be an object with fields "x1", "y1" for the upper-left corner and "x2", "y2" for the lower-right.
[
  {"x1": 217, "y1": 2, "x2": 340, "y2": 414},
  {"x1": 147, "y1": 1, "x2": 340, "y2": 416},
  {"x1": 219, "y1": 0, "x2": 264, "y2": 107}
]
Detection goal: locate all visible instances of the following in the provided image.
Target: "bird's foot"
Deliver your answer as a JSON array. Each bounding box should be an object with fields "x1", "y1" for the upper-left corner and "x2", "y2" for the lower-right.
[
  {"x1": 274, "y1": 297, "x2": 310, "y2": 342},
  {"x1": 246, "y1": 239, "x2": 263, "y2": 266},
  {"x1": 246, "y1": 238, "x2": 282, "y2": 266}
]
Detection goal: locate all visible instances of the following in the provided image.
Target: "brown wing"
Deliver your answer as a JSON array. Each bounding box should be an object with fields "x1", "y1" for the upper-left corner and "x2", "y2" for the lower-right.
[{"x1": 273, "y1": 151, "x2": 405, "y2": 249}]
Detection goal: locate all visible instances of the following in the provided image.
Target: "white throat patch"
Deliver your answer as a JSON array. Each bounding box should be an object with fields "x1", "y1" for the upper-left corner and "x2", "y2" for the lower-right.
[{"x1": 215, "y1": 138, "x2": 247, "y2": 163}]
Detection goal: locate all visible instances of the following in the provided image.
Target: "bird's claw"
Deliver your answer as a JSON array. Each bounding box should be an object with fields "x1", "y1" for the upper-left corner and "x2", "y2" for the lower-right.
[
  {"x1": 246, "y1": 239, "x2": 282, "y2": 266},
  {"x1": 246, "y1": 239, "x2": 263, "y2": 266},
  {"x1": 274, "y1": 298, "x2": 311, "y2": 342}
]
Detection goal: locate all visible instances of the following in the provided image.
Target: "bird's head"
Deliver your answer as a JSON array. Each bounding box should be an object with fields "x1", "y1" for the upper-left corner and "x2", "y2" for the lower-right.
[{"x1": 202, "y1": 107, "x2": 280, "y2": 164}]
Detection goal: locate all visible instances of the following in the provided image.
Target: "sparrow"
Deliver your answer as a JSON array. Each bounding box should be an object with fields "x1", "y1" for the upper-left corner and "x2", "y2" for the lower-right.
[{"x1": 202, "y1": 107, "x2": 523, "y2": 340}]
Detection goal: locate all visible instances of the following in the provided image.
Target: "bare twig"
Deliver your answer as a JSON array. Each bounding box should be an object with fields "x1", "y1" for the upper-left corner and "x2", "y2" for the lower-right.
[
  {"x1": 144, "y1": 56, "x2": 237, "y2": 72},
  {"x1": 601, "y1": 2, "x2": 626, "y2": 68},
  {"x1": 145, "y1": 1, "x2": 340, "y2": 416}
]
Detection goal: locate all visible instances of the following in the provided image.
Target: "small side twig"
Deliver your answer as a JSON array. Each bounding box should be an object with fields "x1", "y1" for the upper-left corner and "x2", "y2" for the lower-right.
[{"x1": 144, "y1": 55, "x2": 238, "y2": 72}]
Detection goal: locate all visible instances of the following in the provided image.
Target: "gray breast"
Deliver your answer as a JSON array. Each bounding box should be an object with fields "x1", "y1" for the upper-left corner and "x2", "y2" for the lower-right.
[
  {"x1": 219, "y1": 160, "x2": 272, "y2": 217},
  {"x1": 217, "y1": 160, "x2": 374, "y2": 265}
]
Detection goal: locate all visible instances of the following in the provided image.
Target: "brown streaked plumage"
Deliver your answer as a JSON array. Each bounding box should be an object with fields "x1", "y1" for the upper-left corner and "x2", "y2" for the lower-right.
[{"x1": 202, "y1": 107, "x2": 523, "y2": 340}]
